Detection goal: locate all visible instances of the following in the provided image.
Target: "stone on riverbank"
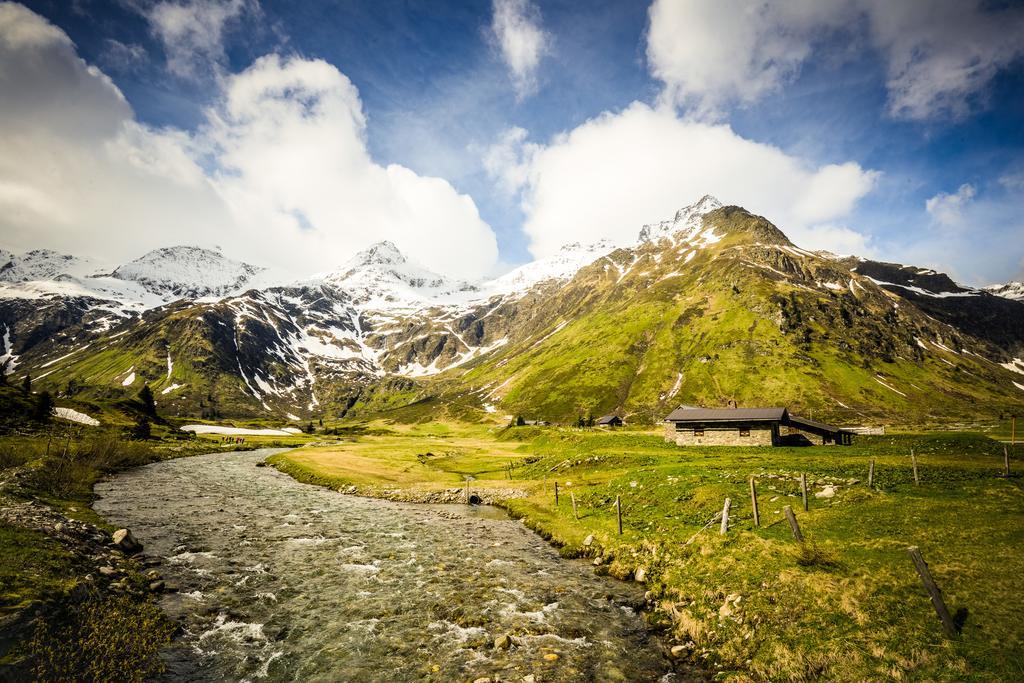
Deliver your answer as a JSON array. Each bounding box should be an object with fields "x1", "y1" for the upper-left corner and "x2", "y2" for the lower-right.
[{"x1": 112, "y1": 528, "x2": 143, "y2": 554}]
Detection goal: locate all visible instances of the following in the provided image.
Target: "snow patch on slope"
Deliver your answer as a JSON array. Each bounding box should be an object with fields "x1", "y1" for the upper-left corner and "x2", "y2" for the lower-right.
[{"x1": 53, "y1": 407, "x2": 100, "y2": 426}]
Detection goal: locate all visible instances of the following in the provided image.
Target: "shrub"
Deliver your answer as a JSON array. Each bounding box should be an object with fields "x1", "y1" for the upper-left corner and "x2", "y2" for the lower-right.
[
  {"x1": 29, "y1": 590, "x2": 173, "y2": 683},
  {"x1": 795, "y1": 542, "x2": 842, "y2": 570}
]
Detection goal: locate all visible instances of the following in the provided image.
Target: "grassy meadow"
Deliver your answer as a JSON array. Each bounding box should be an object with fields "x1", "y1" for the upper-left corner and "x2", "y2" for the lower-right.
[{"x1": 270, "y1": 421, "x2": 1024, "y2": 682}]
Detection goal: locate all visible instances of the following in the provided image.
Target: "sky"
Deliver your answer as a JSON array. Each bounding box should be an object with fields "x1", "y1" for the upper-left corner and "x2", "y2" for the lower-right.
[{"x1": 1, "y1": 0, "x2": 1023, "y2": 285}]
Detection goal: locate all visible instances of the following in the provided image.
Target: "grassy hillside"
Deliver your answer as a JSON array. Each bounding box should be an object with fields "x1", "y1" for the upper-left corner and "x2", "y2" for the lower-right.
[
  {"x1": 269, "y1": 423, "x2": 1024, "y2": 681},
  {"x1": 450, "y1": 209, "x2": 1024, "y2": 424}
]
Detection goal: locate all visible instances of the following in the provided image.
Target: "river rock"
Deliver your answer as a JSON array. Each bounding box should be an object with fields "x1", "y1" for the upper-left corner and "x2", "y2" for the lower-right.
[
  {"x1": 815, "y1": 485, "x2": 837, "y2": 499},
  {"x1": 149, "y1": 580, "x2": 165, "y2": 593},
  {"x1": 494, "y1": 634, "x2": 513, "y2": 650},
  {"x1": 634, "y1": 567, "x2": 646, "y2": 583},
  {"x1": 582, "y1": 534, "x2": 595, "y2": 547},
  {"x1": 472, "y1": 677, "x2": 492, "y2": 683},
  {"x1": 670, "y1": 644, "x2": 689, "y2": 658},
  {"x1": 543, "y1": 653, "x2": 560, "y2": 662},
  {"x1": 98, "y1": 565, "x2": 117, "y2": 577},
  {"x1": 112, "y1": 528, "x2": 142, "y2": 554}
]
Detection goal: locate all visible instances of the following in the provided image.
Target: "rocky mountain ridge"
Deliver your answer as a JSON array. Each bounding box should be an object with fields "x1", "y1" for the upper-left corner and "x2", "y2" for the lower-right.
[{"x1": 4, "y1": 197, "x2": 1023, "y2": 423}]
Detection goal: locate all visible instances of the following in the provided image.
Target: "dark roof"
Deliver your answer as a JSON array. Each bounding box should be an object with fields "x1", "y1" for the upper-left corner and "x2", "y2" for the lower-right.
[
  {"x1": 595, "y1": 414, "x2": 622, "y2": 425},
  {"x1": 664, "y1": 407, "x2": 788, "y2": 423},
  {"x1": 786, "y1": 415, "x2": 849, "y2": 435}
]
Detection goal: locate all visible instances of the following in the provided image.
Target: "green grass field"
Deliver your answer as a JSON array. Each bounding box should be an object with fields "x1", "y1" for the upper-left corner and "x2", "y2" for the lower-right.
[{"x1": 270, "y1": 422, "x2": 1024, "y2": 681}]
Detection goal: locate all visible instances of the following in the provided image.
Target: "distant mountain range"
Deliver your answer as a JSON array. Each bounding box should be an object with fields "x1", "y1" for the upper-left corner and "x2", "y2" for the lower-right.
[{"x1": 3, "y1": 196, "x2": 1023, "y2": 423}]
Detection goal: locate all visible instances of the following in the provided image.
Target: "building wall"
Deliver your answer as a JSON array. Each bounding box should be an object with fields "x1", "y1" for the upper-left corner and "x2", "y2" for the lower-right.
[{"x1": 667, "y1": 425, "x2": 775, "y2": 447}]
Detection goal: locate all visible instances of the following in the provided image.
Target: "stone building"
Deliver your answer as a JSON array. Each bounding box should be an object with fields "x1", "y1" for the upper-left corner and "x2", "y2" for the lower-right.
[{"x1": 663, "y1": 407, "x2": 852, "y2": 446}]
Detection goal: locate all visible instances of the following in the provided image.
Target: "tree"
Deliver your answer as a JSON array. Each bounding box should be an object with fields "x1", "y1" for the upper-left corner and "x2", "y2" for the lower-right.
[
  {"x1": 585, "y1": 413, "x2": 595, "y2": 428},
  {"x1": 304, "y1": 421, "x2": 316, "y2": 434},
  {"x1": 31, "y1": 391, "x2": 54, "y2": 422},
  {"x1": 515, "y1": 415, "x2": 526, "y2": 427},
  {"x1": 22, "y1": 372, "x2": 31, "y2": 395},
  {"x1": 65, "y1": 378, "x2": 79, "y2": 397},
  {"x1": 138, "y1": 384, "x2": 156, "y2": 417},
  {"x1": 130, "y1": 416, "x2": 151, "y2": 440}
]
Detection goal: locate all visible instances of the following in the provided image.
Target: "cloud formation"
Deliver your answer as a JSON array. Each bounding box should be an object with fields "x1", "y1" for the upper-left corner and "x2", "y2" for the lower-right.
[
  {"x1": 490, "y1": 0, "x2": 550, "y2": 98},
  {"x1": 646, "y1": 0, "x2": 1024, "y2": 121},
  {"x1": 146, "y1": 0, "x2": 253, "y2": 79},
  {"x1": 0, "y1": 3, "x2": 499, "y2": 279},
  {"x1": 926, "y1": 184, "x2": 976, "y2": 228},
  {"x1": 486, "y1": 103, "x2": 879, "y2": 258}
]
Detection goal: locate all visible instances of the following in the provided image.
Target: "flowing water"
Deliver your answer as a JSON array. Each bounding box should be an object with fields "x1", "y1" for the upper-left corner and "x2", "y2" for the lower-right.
[{"x1": 94, "y1": 449, "x2": 694, "y2": 682}]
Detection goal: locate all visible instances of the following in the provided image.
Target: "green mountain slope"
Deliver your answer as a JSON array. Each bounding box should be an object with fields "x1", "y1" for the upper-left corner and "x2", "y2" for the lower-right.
[{"x1": 444, "y1": 206, "x2": 1024, "y2": 423}]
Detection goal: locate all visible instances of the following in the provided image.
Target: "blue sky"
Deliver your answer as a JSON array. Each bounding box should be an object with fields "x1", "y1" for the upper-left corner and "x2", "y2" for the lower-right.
[{"x1": 4, "y1": 0, "x2": 1024, "y2": 284}]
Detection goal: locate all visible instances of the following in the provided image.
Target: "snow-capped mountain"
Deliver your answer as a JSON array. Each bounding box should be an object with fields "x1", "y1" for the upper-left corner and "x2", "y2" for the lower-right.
[
  {"x1": 637, "y1": 194, "x2": 723, "y2": 244},
  {"x1": 5, "y1": 195, "x2": 1024, "y2": 422},
  {"x1": 110, "y1": 246, "x2": 265, "y2": 300},
  {"x1": 481, "y1": 240, "x2": 615, "y2": 297},
  {"x1": 319, "y1": 241, "x2": 478, "y2": 311},
  {"x1": 985, "y1": 281, "x2": 1024, "y2": 300},
  {"x1": 0, "y1": 249, "x2": 97, "y2": 282}
]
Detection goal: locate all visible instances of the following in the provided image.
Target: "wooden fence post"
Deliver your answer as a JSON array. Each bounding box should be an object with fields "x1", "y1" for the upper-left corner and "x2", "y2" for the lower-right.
[
  {"x1": 615, "y1": 495, "x2": 622, "y2": 535},
  {"x1": 800, "y1": 473, "x2": 808, "y2": 512},
  {"x1": 749, "y1": 477, "x2": 760, "y2": 527},
  {"x1": 907, "y1": 546, "x2": 958, "y2": 637},
  {"x1": 571, "y1": 492, "x2": 579, "y2": 520},
  {"x1": 783, "y1": 505, "x2": 804, "y2": 543},
  {"x1": 720, "y1": 498, "x2": 731, "y2": 535},
  {"x1": 1004, "y1": 445, "x2": 1011, "y2": 478},
  {"x1": 868, "y1": 459, "x2": 875, "y2": 489},
  {"x1": 910, "y1": 449, "x2": 919, "y2": 485},
  {"x1": 554, "y1": 481, "x2": 559, "y2": 506}
]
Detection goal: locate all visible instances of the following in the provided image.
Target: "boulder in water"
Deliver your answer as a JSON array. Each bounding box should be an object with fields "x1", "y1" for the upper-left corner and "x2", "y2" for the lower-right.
[{"x1": 112, "y1": 528, "x2": 143, "y2": 554}]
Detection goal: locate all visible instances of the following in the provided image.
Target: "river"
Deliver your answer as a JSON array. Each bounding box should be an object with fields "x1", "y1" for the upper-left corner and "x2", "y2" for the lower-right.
[{"x1": 94, "y1": 449, "x2": 694, "y2": 682}]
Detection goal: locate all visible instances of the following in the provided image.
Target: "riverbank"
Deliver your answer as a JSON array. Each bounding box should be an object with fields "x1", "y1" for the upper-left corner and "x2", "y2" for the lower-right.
[
  {"x1": 94, "y1": 448, "x2": 684, "y2": 681},
  {"x1": 269, "y1": 422, "x2": 1024, "y2": 681},
  {"x1": 0, "y1": 428, "x2": 303, "y2": 681}
]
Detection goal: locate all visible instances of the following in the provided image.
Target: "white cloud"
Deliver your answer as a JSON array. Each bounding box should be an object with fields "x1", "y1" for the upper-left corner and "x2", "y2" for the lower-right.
[
  {"x1": 486, "y1": 102, "x2": 879, "y2": 258},
  {"x1": 925, "y1": 184, "x2": 976, "y2": 228},
  {"x1": 490, "y1": 0, "x2": 550, "y2": 98},
  {"x1": 901, "y1": 184, "x2": 1024, "y2": 285},
  {"x1": 100, "y1": 39, "x2": 148, "y2": 73},
  {"x1": 866, "y1": 1, "x2": 1024, "y2": 120},
  {"x1": 481, "y1": 126, "x2": 537, "y2": 196},
  {"x1": 646, "y1": 0, "x2": 1024, "y2": 121},
  {"x1": 646, "y1": 0, "x2": 852, "y2": 117},
  {"x1": 998, "y1": 171, "x2": 1024, "y2": 193},
  {"x1": 0, "y1": 4, "x2": 499, "y2": 279},
  {"x1": 146, "y1": 0, "x2": 252, "y2": 78}
]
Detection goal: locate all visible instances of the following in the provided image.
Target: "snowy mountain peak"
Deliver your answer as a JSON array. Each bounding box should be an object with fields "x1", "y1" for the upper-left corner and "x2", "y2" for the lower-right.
[
  {"x1": 324, "y1": 241, "x2": 476, "y2": 311},
  {"x1": 111, "y1": 246, "x2": 264, "y2": 299},
  {"x1": 638, "y1": 195, "x2": 723, "y2": 244},
  {"x1": 482, "y1": 240, "x2": 615, "y2": 297},
  {"x1": 674, "y1": 194, "x2": 722, "y2": 222},
  {"x1": 347, "y1": 241, "x2": 408, "y2": 268},
  {"x1": 984, "y1": 281, "x2": 1024, "y2": 301},
  {"x1": 0, "y1": 248, "x2": 97, "y2": 282}
]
